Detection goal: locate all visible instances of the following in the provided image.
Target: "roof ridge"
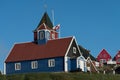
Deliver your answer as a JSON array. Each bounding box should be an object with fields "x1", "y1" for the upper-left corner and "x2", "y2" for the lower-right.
[{"x1": 48, "y1": 36, "x2": 73, "y2": 41}]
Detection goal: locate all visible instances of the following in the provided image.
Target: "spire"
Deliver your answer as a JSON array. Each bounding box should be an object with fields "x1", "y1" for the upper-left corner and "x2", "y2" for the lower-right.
[{"x1": 34, "y1": 12, "x2": 53, "y2": 31}]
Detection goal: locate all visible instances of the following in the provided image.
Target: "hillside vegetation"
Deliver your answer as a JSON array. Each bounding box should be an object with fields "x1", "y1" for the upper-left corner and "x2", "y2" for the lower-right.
[{"x1": 0, "y1": 72, "x2": 120, "y2": 80}]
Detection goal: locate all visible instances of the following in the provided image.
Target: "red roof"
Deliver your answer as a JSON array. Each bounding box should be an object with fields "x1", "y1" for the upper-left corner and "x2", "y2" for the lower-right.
[
  {"x1": 113, "y1": 51, "x2": 120, "y2": 60},
  {"x1": 5, "y1": 37, "x2": 73, "y2": 63}
]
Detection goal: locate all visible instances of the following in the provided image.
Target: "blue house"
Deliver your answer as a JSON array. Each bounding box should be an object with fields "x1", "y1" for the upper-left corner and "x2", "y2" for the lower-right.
[{"x1": 4, "y1": 12, "x2": 87, "y2": 75}]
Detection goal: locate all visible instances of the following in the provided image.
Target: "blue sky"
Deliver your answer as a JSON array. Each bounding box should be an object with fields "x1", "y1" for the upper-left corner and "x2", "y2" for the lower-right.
[{"x1": 0, "y1": 0, "x2": 120, "y2": 72}]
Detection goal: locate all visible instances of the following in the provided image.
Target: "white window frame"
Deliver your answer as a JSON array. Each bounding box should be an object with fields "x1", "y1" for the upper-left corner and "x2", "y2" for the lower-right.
[
  {"x1": 73, "y1": 47, "x2": 76, "y2": 54},
  {"x1": 39, "y1": 31, "x2": 44, "y2": 40},
  {"x1": 100, "y1": 59, "x2": 106, "y2": 63},
  {"x1": 46, "y1": 31, "x2": 50, "y2": 39},
  {"x1": 15, "y1": 63, "x2": 21, "y2": 70},
  {"x1": 52, "y1": 34, "x2": 55, "y2": 39},
  {"x1": 31, "y1": 61, "x2": 38, "y2": 69},
  {"x1": 48, "y1": 59, "x2": 55, "y2": 67}
]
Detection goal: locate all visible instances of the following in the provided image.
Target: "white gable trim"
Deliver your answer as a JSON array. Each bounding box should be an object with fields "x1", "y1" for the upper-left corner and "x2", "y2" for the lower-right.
[
  {"x1": 65, "y1": 37, "x2": 74, "y2": 57},
  {"x1": 64, "y1": 37, "x2": 73, "y2": 72},
  {"x1": 65, "y1": 36, "x2": 82, "y2": 57},
  {"x1": 73, "y1": 37, "x2": 82, "y2": 56},
  {"x1": 5, "y1": 43, "x2": 16, "y2": 63}
]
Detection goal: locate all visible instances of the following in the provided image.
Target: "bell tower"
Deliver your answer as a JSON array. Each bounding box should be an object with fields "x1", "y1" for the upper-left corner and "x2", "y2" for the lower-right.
[{"x1": 33, "y1": 12, "x2": 59, "y2": 45}]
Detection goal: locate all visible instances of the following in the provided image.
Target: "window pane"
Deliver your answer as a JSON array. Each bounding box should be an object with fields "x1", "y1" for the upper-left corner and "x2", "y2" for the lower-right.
[
  {"x1": 31, "y1": 61, "x2": 38, "y2": 69},
  {"x1": 15, "y1": 63, "x2": 21, "y2": 70},
  {"x1": 39, "y1": 31, "x2": 44, "y2": 40},
  {"x1": 48, "y1": 59, "x2": 55, "y2": 67},
  {"x1": 73, "y1": 47, "x2": 76, "y2": 54}
]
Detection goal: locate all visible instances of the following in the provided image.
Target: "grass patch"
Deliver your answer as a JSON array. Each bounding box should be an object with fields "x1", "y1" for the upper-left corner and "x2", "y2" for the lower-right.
[{"x1": 0, "y1": 72, "x2": 120, "y2": 80}]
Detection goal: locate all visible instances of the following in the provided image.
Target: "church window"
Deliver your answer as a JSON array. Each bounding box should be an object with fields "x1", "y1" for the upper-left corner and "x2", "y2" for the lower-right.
[
  {"x1": 46, "y1": 31, "x2": 50, "y2": 39},
  {"x1": 39, "y1": 31, "x2": 44, "y2": 40}
]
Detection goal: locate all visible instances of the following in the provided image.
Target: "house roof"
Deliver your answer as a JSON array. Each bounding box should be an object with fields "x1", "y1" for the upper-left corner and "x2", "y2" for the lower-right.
[
  {"x1": 113, "y1": 51, "x2": 120, "y2": 61},
  {"x1": 34, "y1": 12, "x2": 53, "y2": 32},
  {"x1": 5, "y1": 37, "x2": 73, "y2": 63},
  {"x1": 78, "y1": 45, "x2": 96, "y2": 61}
]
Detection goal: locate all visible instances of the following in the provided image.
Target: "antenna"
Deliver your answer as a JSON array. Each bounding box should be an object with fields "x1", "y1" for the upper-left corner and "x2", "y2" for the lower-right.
[
  {"x1": 43, "y1": 0, "x2": 47, "y2": 11},
  {"x1": 52, "y1": 9, "x2": 55, "y2": 26}
]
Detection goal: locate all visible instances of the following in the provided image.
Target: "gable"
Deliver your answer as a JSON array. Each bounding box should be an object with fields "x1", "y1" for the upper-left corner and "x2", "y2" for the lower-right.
[
  {"x1": 97, "y1": 49, "x2": 111, "y2": 61},
  {"x1": 36, "y1": 23, "x2": 52, "y2": 31},
  {"x1": 113, "y1": 51, "x2": 120, "y2": 61},
  {"x1": 66, "y1": 39, "x2": 81, "y2": 58}
]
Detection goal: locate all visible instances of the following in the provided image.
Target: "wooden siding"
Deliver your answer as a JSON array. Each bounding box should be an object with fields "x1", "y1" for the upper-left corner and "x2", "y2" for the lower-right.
[
  {"x1": 97, "y1": 49, "x2": 111, "y2": 63},
  {"x1": 6, "y1": 57, "x2": 64, "y2": 75},
  {"x1": 67, "y1": 39, "x2": 80, "y2": 58}
]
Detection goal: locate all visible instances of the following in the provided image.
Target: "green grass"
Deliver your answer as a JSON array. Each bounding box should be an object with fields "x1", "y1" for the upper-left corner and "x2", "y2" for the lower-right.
[{"x1": 0, "y1": 72, "x2": 120, "y2": 80}]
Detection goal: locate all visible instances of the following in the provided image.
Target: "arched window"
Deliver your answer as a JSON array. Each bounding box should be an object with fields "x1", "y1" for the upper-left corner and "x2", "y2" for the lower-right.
[
  {"x1": 39, "y1": 31, "x2": 44, "y2": 40},
  {"x1": 46, "y1": 31, "x2": 50, "y2": 39}
]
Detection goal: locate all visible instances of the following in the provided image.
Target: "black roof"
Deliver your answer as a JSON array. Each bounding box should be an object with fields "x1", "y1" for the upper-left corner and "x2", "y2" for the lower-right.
[
  {"x1": 78, "y1": 45, "x2": 96, "y2": 61},
  {"x1": 34, "y1": 12, "x2": 53, "y2": 31}
]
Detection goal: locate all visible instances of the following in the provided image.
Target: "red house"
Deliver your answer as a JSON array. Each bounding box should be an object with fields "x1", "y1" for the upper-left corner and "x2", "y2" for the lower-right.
[
  {"x1": 97, "y1": 49, "x2": 111, "y2": 64},
  {"x1": 113, "y1": 51, "x2": 120, "y2": 64}
]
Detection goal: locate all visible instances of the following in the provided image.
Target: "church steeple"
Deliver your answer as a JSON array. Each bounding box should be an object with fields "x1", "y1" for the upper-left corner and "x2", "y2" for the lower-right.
[
  {"x1": 34, "y1": 12, "x2": 53, "y2": 32},
  {"x1": 33, "y1": 12, "x2": 59, "y2": 45}
]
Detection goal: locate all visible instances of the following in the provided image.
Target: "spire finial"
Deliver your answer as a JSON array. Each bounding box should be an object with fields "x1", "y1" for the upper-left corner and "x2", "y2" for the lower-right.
[
  {"x1": 43, "y1": 0, "x2": 47, "y2": 11},
  {"x1": 52, "y1": 9, "x2": 55, "y2": 26}
]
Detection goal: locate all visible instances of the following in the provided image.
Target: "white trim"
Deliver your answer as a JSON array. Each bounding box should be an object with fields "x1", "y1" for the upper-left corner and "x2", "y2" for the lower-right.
[
  {"x1": 5, "y1": 43, "x2": 16, "y2": 63},
  {"x1": 64, "y1": 36, "x2": 82, "y2": 56},
  {"x1": 40, "y1": 31, "x2": 44, "y2": 40},
  {"x1": 48, "y1": 59, "x2": 55, "y2": 67},
  {"x1": 77, "y1": 56, "x2": 86, "y2": 72},
  {"x1": 4, "y1": 63, "x2": 6, "y2": 75},
  {"x1": 46, "y1": 31, "x2": 50, "y2": 40},
  {"x1": 73, "y1": 36, "x2": 82, "y2": 56},
  {"x1": 52, "y1": 33, "x2": 55, "y2": 39},
  {"x1": 77, "y1": 56, "x2": 86, "y2": 68},
  {"x1": 73, "y1": 47, "x2": 77, "y2": 54},
  {"x1": 64, "y1": 57, "x2": 68, "y2": 72},
  {"x1": 37, "y1": 29, "x2": 50, "y2": 40},
  {"x1": 31, "y1": 61, "x2": 38, "y2": 69},
  {"x1": 43, "y1": 23, "x2": 47, "y2": 29},
  {"x1": 65, "y1": 37, "x2": 74, "y2": 56},
  {"x1": 15, "y1": 63, "x2": 21, "y2": 70}
]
